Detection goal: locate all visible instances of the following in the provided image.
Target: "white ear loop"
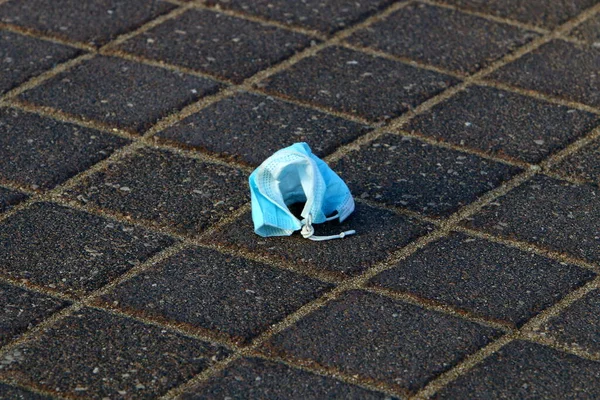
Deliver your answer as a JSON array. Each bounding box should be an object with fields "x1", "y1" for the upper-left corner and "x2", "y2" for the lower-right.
[{"x1": 300, "y1": 213, "x2": 356, "y2": 241}]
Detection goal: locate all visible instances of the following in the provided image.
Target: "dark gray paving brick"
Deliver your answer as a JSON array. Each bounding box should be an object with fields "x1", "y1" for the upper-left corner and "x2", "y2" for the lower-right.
[
  {"x1": 539, "y1": 289, "x2": 600, "y2": 354},
  {"x1": 0, "y1": 187, "x2": 27, "y2": 214},
  {"x1": 434, "y1": 340, "x2": 600, "y2": 399},
  {"x1": 261, "y1": 290, "x2": 502, "y2": 393},
  {"x1": 466, "y1": 175, "x2": 600, "y2": 264},
  {"x1": 370, "y1": 232, "x2": 595, "y2": 326},
  {"x1": 0, "y1": 202, "x2": 174, "y2": 296},
  {"x1": 550, "y1": 138, "x2": 600, "y2": 185},
  {"x1": 347, "y1": 3, "x2": 538, "y2": 74},
  {"x1": 570, "y1": 14, "x2": 600, "y2": 46},
  {"x1": 260, "y1": 46, "x2": 460, "y2": 122},
  {"x1": 207, "y1": 202, "x2": 432, "y2": 277},
  {"x1": 0, "y1": 0, "x2": 176, "y2": 46},
  {"x1": 65, "y1": 147, "x2": 248, "y2": 236},
  {"x1": 157, "y1": 91, "x2": 371, "y2": 166},
  {"x1": 0, "y1": 307, "x2": 230, "y2": 399},
  {"x1": 181, "y1": 357, "x2": 394, "y2": 399},
  {"x1": 100, "y1": 246, "x2": 333, "y2": 344},
  {"x1": 206, "y1": 0, "x2": 395, "y2": 34},
  {"x1": 0, "y1": 282, "x2": 71, "y2": 347},
  {"x1": 0, "y1": 383, "x2": 53, "y2": 400},
  {"x1": 19, "y1": 56, "x2": 222, "y2": 133},
  {"x1": 489, "y1": 40, "x2": 600, "y2": 107},
  {"x1": 0, "y1": 30, "x2": 81, "y2": 95},
  {"x1": 408, "y1": 85, "x2": 600, "y2": 163},
  {"x1": 0, "y1": 108, "x2": 130, "y2": 190},
  {"x1": 334, "y1": 134, "x2": 521, "y2": 217},
  {"x1": 118, "y1": 9, "x2": 316, "y2": 84},
  {"x1": 437, "y1": 0, "x2": 598, "y2": 28}
]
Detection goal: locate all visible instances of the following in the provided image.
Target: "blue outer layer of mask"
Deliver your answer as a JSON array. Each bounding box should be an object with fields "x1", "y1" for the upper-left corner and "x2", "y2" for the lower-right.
[{"x1": 249, "y1": 142, "x2": 355, "y2": 237}]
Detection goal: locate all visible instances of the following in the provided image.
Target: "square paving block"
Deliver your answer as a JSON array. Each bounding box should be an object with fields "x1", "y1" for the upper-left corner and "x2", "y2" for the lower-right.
[
  {"x1": 0, "y1": 30, "x2": 81, "y2": 95},
  {"x1": 0, "y1": 307, "x2": 231, "y2": 399},
  {"x1": 205, "y1": 0, "x2": 395, "y2": 34},
  {"x1": 0, "y1": 0, "x2": 176, "y2": 46},
  {"x1": 18, "y1": 56, "x2": 223, "y2": 133},
  {"x1": 489, "y1": 40, "x2": 600, "y2": 108},
  {"x1": 260, "y1": 290, "x2": 502, "y2": 393},
  {"x1": 0, "y1": 186, "x2": 27, "y2": 214},
  {"x1": 549, "y1": 138, "x2": 600, "y2": 186},
  {"x1": 347, "y1": 3, "x2": 538, "y2": 74},
  {"x1": 64, "y1": 147, "x2": 249, "y2": 236},
  {"x1": 570, "y1": 14, "x2": 600, "y2": 46},
  {"x1": 0, "y1": 107, "x2": 130, "y2": 190},
  {"x1": 180, "y1": 357, "x2": 395, "y2": 399},
  {"x1": 157, "y1": 91, "x2": 371, "y2": 166},
  {"x1": 0, "y1": 282, "x2": 71, "y2": 347},
  {"x1": 333, "y1": 133, "x2": 521, "y2": 217},
  {"x1": 370, "y1": 232, "x2": 595, "y2": 326},
  {"x1": 99, "y1": 246, "x2": 333, "y2": 344},
  {"x1": 465, "y1": 175, "x2": 600, "y2": 264},
  {"x1": 206, "y1": 202, "x2": 433, "y2": 277},
  {"x1": 260, "y1": 46, "x2": 460, "y2": 122},
  {"x1": 434, "y1": 340, "x2": 600, "y2": 399},
  {"x1": 0, "y1": 383, "x2": 54, "y2": 400},
  {"x1": 0, "y1": 202, "x2": 175, "y2": 296},
  {"x1": 117, "y1": 8, "x2": 316, "y2": 83},
  {"x1": 408, "y1": 85, "x2": 600, "y2": 164}
]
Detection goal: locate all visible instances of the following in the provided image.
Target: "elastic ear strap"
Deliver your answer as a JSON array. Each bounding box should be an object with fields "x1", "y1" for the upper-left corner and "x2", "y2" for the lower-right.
[{"x1": 300, "y1": 213, "x2": 356, "y2": 242}]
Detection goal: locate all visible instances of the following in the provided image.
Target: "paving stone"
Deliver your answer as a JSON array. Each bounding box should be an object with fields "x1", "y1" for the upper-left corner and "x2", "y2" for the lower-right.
[
  {"x1": 408, "y1": 85, "x2": 600, "y2": 164},
  {"x1": 207, "y1": 202, "x2": 432, "y2": 277},
  {"x1": 0, "y1": 0, "x2": 176, "y2": 46},
  {"x1": 437, "y1": 0, "x2": 598, "y2": 28},
  {"x1": 538, "y1": 289, "x2": 600, "y2": 354},
  {"x1": 0, "y1": 30, "x2": 81, "y2": 95},
  {"x1": 0, "y1": 202, "x2": 174, "y2": 296},
  {"x1": 206, "y1": 0, "x2": 395, "y2": 34},
  {"x1": 261, "y1": 290, "x2": 501, "y2": 392},
  {"x1": 549, "y1": 138, "x2": 600, "y2": 185},
  {"x1": 0, "y1": 187, "x2": 27, "y2": 214},
  {"x1": 570, "y1": 14, "x2": 600, "y2": 46},
  {"x1": 0, "y1": 307, "x2": 230, "y2": 399},
  {"x1": 434, "y1": 340, "x2": 600, "y2": 399},
  {"x1": 0, "y1": 108, "x2": 130, "y2": 190},
  {"x1": 260, "y1": 46, "x2": 460, "y2": 122},
  {"x1": 370, "y1": 232, "x2": 595, "y2": 326},
  {"x1": 465, "y1": 175, "x2": 600, "y2": 264},
  {"x1": 181, "y1": 357, "x2": 394, "y2": 399},
  {"x1": 118, "y1": 9, "x2": 316, "y2": 84},
  {"x1": 157, "y1": 91, "x2": 371, "y2": 166},
  {"x1": 65, "y1": 147, "x2": 249, "y2": 236},
  {"x1": 489, "y1": 39, "x2": 600, "y2": 108},
  {"x1": 18, "y1": 56, "x2": 222, "y2": 133},
  {"x1": 0, "y1": 383, "x2": 53, "y2": 400},
  {"x1": 334, "y1": 133, "x2": 521, "y2": 217},
  {"x1": 100, "y1": 246, "x2": 333, "y2": 344},
  {"x1": 347, "y1": 3, "x2": 538, "y2": 74},
  {"x1": 0, "y1": 282, "x2": 71, "y2": 347}
]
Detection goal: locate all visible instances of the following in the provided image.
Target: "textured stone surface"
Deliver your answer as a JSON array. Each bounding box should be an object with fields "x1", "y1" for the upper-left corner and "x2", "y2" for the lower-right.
[
  {"x1": 370, "y1": 232, "x2": 595, "y2": 326},
  {"x1": 0, "y1": 282, "x2": 71, "y2": 346},
  {"x1": 100, "y1": 246, "x2": 333, "y2": 344},
  {"x1": 347, "y1": 3, "x2": 538, "y2": 73},
  {"x1": 550, "y1": 138, "x2": 600, "y2": 185},
  {"x1": 408, "y1": 85, "x2": 600, "y2": 163},
  {"x1": 490, "y1": 40, "x2": 600, "y2": 107},
  {"x1": 0, "y1": 383, "x2": 53, "y2": 400},
  {"x1": 207, "y1": 202, "x2": 432, "y2": 277},
  {"x1": 0, "y1": 107, "x2": 130, "y2": 190},
  {"x1": 334, "y1": 133, "x2": 521, "y2": 217},
  {"x1": 0, "y1": 308, "x2": 231, "y2": 399},
  {"x1": 118, "y1": 9, "x2": 316, "y2": 83},
  {"x1": 0, "y1": 30, "x2": 80, "y2": 95},
  {"x1": 19, "y1": 56, "x2": 222, "y2": 133},
  {"x1": 65, "y1": 147, "x2": 249, "y2": 236},
  {"x1": 261, "y1": 46, "x2": 460, "y2": 122},
  {"x1": 181, "y1": 357, "x2": 394, "y2": 399},
  {"x1": 0, "y1": 0, "x2": 176, "y2": 46},
  {"x1": 262, "y1": 290, "x2": 502, "y2": 392},
  {"x1": 0, "y1": 202, "x2": 174, "y2": 296},
  {"x1": 570, "y1": 14, "x2": 600, "y2": 46},
  {"x1": 466, "y1": 175, "x2": 600, "y2": 264},
  {"x1": 0, "y1": 186, "x2": 27, "y2": 214},
  {"x1": 157, "y1": 91, "x2": 371, "y2": 166},
  {"x1": 435, "y1": 340, "x2": 600, "y2": 399}
]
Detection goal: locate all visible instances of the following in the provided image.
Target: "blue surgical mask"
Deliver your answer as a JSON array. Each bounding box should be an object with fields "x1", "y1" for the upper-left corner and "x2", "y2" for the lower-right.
[{"x1": 249, "y1": 142, "x2": 355, "y2": 241}]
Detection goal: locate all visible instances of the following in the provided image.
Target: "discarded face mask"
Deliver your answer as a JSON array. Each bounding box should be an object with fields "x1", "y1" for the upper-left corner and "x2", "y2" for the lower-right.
[{"x1": 249, "y1": 142, "x2": 356, "y2": 241}]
